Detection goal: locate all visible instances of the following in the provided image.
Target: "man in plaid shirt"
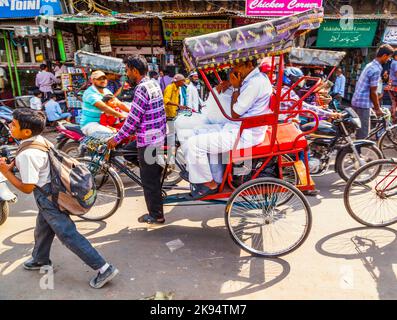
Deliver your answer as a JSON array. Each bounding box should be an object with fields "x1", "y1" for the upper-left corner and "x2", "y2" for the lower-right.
[
  {"x1": 352, "y1": 44, "x2": 394, "y2": 139},
  {"x1": 108, "y1": 55, "x2": 167, "y2": 224}
]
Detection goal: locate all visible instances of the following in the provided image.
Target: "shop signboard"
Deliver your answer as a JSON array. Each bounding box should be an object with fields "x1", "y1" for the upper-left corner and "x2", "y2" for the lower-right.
[
  {"x1": 0, "y1": 0, "x2": 63, "y2": 18},
  {"x1": 245, "y1": 0, "x2": 323, "y2": 17},
  {"x1": 383, "y1": 25, "x2": 397, "y2": 45},
  {"x1": 163, "y1": 19, "x2": 231, "y2": 41},
  {"x1": 101, "y1": 19, "x2": 162, "y2": 46},
  {"x1": 233, "y1": 17, "x2": 266, "y2": 27},
  {"x1": 316, "y1": 20, "x2": 378, "y2": 48},
  {"x1": 62, "y1": 31, "x2": 76, "y2": 60}
]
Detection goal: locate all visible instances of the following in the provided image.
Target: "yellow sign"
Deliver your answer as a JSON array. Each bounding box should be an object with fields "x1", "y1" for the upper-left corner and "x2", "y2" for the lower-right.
[{"x1": 163, "y1": 19, "x2": 231, "y2": 41}]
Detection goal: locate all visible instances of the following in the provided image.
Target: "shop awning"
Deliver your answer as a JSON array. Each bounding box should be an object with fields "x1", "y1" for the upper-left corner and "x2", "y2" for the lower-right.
[
  {"x1": 14, "y1": 26, "x2": 54, "y2": 37},
  {"x1": 36, "y1": 14, "x2": 127, "y2": 26}
]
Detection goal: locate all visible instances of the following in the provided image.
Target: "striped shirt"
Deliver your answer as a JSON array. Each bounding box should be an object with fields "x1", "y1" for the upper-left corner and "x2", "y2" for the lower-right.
[
  {"x1": 352, "y1": 60, "x2": 382, "y2": 109},
  {"x1": 114, "y1": 77, "x2": 166, "y2": 148}
]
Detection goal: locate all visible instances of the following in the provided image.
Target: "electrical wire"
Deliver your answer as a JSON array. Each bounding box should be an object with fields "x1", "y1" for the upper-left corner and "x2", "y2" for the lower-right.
[{"x1": 72, "y1": 0, "x2": 112, "y2": 15}]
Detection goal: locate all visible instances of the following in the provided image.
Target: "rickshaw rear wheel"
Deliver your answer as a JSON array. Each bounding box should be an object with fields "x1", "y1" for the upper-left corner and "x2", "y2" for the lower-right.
[{"x1": 225, "y1": 177, "x2": 312, "y2": 257}]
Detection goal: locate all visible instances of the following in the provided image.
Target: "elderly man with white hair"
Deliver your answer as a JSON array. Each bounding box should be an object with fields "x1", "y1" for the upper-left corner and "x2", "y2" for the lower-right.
[
  {"x1": 174, "y1": 80, "x2": 234, "y2": 185},
  {"x1": 186, "y1": 71, "x2": 203, "y2": 112}
]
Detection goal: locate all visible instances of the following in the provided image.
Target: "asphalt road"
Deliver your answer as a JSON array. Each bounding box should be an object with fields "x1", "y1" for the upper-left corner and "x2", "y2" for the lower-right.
[{"x1": 0, "y1": 134, "x2": 396, "y2": 299}]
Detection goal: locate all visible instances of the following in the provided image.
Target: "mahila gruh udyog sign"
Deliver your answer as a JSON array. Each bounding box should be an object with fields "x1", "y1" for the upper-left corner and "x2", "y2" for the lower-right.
[
  {"x1": 246, "y1": 0, "x2": 323, "y2": 16},
  {"x1": 0, "y1": 0, "x2": 63, "y2": 19}
]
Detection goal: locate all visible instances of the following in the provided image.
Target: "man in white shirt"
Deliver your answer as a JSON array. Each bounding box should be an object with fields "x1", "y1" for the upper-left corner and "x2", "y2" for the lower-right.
[
  {"x1": 30, "y1": 90, "x2": 43, "y2": 110},
  {"x1": 184, "y1": 60, "x2": 272, "y2": 199},
  {"x1": 186, "y1": 71, "x2": 203, "y2": 112}
]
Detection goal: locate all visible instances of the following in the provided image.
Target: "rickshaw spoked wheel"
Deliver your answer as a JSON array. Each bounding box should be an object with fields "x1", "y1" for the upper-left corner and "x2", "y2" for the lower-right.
[{"x1": 225, "y1": 177, "x2": 312, "y2": 257}]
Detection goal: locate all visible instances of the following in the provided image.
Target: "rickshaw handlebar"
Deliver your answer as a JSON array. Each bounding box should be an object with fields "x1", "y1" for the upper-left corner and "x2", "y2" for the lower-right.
[
  {"x1": 284, "y1": 76, "x2": 322, "y2": 99},
  {"x1": 279, "y1": 109, "x2": 320, "y2": 145}
]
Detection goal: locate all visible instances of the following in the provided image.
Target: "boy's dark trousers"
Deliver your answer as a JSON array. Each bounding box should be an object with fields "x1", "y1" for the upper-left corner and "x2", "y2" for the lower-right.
[
  {"x1": 137, "y1": 145, "x2": 164, "y2": 219},
  {"x1": 32, "y1": 183, "x2": 106, "y2": 270}
]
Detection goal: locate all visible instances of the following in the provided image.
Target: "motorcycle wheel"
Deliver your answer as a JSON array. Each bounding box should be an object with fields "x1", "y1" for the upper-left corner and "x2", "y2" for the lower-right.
[
  {"x1": 0, "y1": 201, "x2": 9, "y2": 226},
  {"x1": 336, "y1": 145, "x2": 383, "y2": 182},
  {"x1": 62, "y1": 141, "x2": 83, "y2": 158}
]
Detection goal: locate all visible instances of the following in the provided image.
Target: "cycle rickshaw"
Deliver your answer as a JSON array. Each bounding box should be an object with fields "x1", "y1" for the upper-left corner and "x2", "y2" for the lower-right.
[
  {"x1": 81, "y1": 8, "x2": 324, "y2": 257},
  {"x1": 287, "y1": 47, "x2": 346, "y2": 110}
]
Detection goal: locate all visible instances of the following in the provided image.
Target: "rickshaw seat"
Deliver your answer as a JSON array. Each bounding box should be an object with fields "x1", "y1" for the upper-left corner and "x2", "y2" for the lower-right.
[{"x1": 235, "y1": 122, "x2": 307, "y2": 158}]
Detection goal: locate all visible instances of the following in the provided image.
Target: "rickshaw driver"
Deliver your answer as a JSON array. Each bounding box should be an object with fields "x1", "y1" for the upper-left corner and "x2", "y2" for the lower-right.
[{"x1": 184, "y1": 59, "x2": 273, "y2": 199}]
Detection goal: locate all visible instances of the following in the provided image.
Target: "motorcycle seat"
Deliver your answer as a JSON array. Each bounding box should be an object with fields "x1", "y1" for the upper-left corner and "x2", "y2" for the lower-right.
[{"x1": 64, "y1": 124, "x2": 83, "y2": 136}]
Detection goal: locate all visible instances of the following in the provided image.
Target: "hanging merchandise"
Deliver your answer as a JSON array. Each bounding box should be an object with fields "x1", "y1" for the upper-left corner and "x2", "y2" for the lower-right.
[{"x1": 35, "y1": 47, "x2": 43, "y2": 62}]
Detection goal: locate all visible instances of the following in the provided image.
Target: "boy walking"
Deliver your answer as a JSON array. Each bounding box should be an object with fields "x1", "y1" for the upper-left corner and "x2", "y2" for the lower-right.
[{"x1": 0, "y1": 109, "x2": 118, "y2": 289}]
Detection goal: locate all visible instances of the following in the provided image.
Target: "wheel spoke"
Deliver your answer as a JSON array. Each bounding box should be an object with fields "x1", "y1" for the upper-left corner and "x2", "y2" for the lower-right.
[{"x1": 226, "y1": 178, "x2": 311, "y2": 257}]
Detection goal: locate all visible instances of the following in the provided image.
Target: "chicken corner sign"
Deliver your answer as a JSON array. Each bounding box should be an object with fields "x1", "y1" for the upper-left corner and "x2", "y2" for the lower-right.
[
  {"x1": 0, "y1": 0, "x2": 63, "y2": 19},
  {"x1": 246, "y1": 0, "x2": 323, "y2": 16}
]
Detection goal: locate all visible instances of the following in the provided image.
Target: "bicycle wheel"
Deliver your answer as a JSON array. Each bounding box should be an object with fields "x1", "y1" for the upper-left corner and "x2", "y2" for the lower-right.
[
  {"x1": 225, "y1": 177, "x2": 312, "y2": 257},
  {"x1": 62, "y1": 141, "x2": 83, "y2": 158},
  {"x1": 379, "y1": 124, "x2": 397, "y2": 158},
  {"x1": 79, "y1": 159, "x2": 125, "y2": 221},
  {"x1": 344, "y1": 159, "x2": 397, "y2": 227}
]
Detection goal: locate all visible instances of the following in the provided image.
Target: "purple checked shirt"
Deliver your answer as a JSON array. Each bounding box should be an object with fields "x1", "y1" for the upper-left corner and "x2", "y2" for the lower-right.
[{"x1": 114, "y1": 77, "x2": 166, "y2": 148}]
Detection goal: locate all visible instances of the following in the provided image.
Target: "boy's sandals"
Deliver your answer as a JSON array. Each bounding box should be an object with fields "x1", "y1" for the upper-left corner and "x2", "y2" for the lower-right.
[
  {"x1": 137, "y1": 214, "x2": 165, "y2": 225},
  {"x1": 190, "y1": 183, "x2": 218, "y2": 200}
]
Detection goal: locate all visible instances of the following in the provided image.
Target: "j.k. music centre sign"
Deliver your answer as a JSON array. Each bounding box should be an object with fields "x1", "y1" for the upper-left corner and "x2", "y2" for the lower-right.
[{"x1": 246, "y1": 0, "x2": 323, "y2": 16}]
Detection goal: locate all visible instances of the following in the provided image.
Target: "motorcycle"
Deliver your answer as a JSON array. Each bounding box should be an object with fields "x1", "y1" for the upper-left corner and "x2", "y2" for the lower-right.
[
  {"x1": 55, "y1": 121, "x2": 85, "y2": 157},
  {"x1": 0, "y1": 109, "x2": 19, "y2": 149},
  {"x1": 301, "y1": 107, "x2": 383, "y2": 182},
  {"x1": 0, "y1": 147, "x2": 17, "y2": 226}
]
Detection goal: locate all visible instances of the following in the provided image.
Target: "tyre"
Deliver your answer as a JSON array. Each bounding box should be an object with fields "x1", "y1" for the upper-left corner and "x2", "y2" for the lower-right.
[
  {"x1": 344, "y1": 159, "x2": 397, "y2": 227},
  {"x1": 162, "y1": 164, "x2": 183, "y2": 186},
  {"x1": 62, "y1": 141, "x2": 83, "y2": 158},
  {"x1": 379, "y1": 124, "x2": 397, "y2": 158},
  {"x1": 0, "y1": 201, "x2": 9, "y2": 226},
  {"x1": 225, "y1": 177, "x2": 312, "y2": 257},
  {"x1": 280, "y1": 154, "x2": 299, "y2": 186},
  {"x1": 161, "y1": 147, "x2": 184, "y2": 186},
  {"x1": 336, "y1": 144, "x2": 383, "y2": 182},
  {"x1": 79, "y1": 159, "x2": 124, "y2": 221}
]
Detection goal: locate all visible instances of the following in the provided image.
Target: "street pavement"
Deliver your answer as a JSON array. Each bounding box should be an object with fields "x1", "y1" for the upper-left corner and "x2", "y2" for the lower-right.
[{"x1": 0, "y1": 134, "x2": 396, "y2": 299}]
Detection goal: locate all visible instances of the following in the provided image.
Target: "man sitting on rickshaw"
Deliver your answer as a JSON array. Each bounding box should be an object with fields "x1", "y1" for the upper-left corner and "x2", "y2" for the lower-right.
[{"x1": 182, "y1": 59, "x2": 273, "y2": 199}]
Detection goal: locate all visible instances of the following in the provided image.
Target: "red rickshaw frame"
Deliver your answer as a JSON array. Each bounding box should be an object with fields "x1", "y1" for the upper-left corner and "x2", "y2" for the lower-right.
[{"x1": 174, "y1": 53, "x2": 322, "y2": 202}]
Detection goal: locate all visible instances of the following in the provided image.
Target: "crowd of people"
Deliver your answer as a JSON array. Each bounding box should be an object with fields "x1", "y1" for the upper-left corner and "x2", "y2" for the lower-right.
[{"x1": 1, "y1": 43, "x2": 397, "y2": 290}]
